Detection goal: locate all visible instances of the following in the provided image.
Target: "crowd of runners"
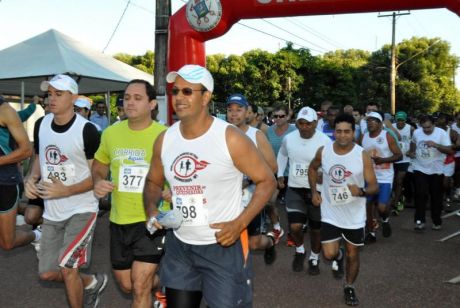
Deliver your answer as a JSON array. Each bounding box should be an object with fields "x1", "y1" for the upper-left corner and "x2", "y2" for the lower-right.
[{"x1": 1, "y1": 64, "x2": 459, "y2": 307}]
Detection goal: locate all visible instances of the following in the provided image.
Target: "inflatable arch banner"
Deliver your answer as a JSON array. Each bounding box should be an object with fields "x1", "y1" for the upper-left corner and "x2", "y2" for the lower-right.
[{"x1": 167, "y1": 0, "x2": 460, "y2": 122}]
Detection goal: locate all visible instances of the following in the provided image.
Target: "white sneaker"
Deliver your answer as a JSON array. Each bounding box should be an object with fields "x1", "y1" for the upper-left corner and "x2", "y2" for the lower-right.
[{"x1": 31, "y1": 226, "x2": 42, "y2": 252}]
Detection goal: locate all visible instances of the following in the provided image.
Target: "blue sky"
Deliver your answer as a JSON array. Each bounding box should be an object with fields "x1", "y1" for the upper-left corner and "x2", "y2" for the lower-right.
[{"x1": 1, "y1": 0, "x2": 459, "y2": 85}]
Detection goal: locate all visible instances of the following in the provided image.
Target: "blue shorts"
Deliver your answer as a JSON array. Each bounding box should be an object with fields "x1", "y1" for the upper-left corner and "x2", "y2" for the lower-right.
[
  {"x1": 367, "y1": 183, "x2": 392, "y2": 206},
  {"x1": 160, "y1": 231, "x2": 253, "y2": 308}
]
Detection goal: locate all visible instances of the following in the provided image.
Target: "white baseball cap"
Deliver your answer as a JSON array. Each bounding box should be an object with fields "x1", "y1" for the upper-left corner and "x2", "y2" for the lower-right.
[
  {"x1": 40, "y1": 74, "x2": 78, "y2": 94},
  {"x1": 367, "y1": 111, "x2": 383, "y2": 122},
  {"x1": 166, "y1": 64, "x2": 214, "y2": 92},
  {"x1": 74, "y1": 97, "x2": 91, "y2": 110},
  {"x1": 296, "y1": 107, "x2": 317, "y2": 122}
]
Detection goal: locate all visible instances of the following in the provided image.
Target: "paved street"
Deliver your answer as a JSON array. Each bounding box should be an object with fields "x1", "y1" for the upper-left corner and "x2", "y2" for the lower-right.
[{"x1": 1, "y1": 203, "x2": 460, "y2": 307}]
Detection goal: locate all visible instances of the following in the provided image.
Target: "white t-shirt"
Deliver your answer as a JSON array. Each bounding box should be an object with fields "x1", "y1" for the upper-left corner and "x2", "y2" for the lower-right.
[
  {"x1": 411, "y1": 127, "x2": 451, "y2": 175},
  {"x1": 277, "y1": 130, "x2": 331, "y2": 188},
  {"x1": 361, "y1": 130, "x2": 395, "y2": 184},
  {"x1": 321, "y1": 142, "x2": 366, "y2": 229},
  {"x1": 451, "y1": 123, "x2": 460, "y2": 158},
  {"x1": 392, "y1": 123, "x2": 412, "y2": 164},
  {"x1": 162, "y1": 117, "x2": 243, "y2": 245}
]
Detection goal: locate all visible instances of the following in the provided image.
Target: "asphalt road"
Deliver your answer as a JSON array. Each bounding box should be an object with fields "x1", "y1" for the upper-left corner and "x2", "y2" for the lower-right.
[{"x1": 1, "y1": 202, "x2": 460, "y2": 308}]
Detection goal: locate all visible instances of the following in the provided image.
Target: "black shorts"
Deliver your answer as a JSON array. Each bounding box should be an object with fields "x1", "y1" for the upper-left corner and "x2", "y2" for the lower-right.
[
  {"x1": 394, "y1": 162, "x2": 410, "y2": 173},
  {"x1": 0, "y1": 184, "x2": 19, "y2": 213},
  {"x1": 286, "y1": 187, "x2": 321, "y2": 229},
  {"x1": 320, "y1": 222, "x2": 365, "y2": 246},
  {"x1": 110, "y1": 221, "x2": 166, "y2": 270},
  {"x1": 29, "y1": 197, "x2": 44, "y2": 208},
  {"x1": 247, "y1": 208, "x2": 267, "y2": 236}
]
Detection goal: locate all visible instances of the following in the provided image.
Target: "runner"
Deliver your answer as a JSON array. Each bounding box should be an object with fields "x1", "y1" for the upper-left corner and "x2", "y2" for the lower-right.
[
  {"x1": 92, "y1": 79, "x2": 167, "y2": 307},
  {"x1": 308, "y1": 113, "x2": 378, "y2": 306},
  {"x1": 277, "y1": 107, "x2": 331, "y2": 274},
  {"x1": 143, "y1": 64, "x2": 276, "y2": 308},
  {"x1": 24, "y1": 74, "x2": 106, "y2": 308},
  {"x1": 226, "y1": 93, "x2": 278, "y2": 265}
]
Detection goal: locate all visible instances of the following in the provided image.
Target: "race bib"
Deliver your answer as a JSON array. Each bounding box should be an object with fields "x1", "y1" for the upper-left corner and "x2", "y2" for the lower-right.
[
  {"x1": 118, "y1": 165, "x2": 148, "y2": 193},
  {"x1": 417, "y1": 143, "x2": 438, "y2": 160},
  {"x1": 173, "y1": 194, "x2": 208, "y2": 227},
  {"x1": 328, "y1": 186, "x2": 354, "y2": 206},
  {"x1": 290, "y1": 162, "x2": 308, "y2": 178},
  {"x1": 42, "y1": 164, "x2": 75, "y2": 183}
]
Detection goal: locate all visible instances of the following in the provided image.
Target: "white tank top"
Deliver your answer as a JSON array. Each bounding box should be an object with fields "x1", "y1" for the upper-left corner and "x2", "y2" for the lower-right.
[
  {"x1": 392, "y1": 123, "x2": 411, "y2": 164},
  {"x1": 361, "y1": 130, "x2": 394, "y2": 183},
  {"x1": 245, "y1": 126, "x2": 258, "y2": 145},
  {"x1": 162, "y1": 117, "x2": 243, "y2": 245},
  {"x1": 39, "y1": 114, "x2": 98, "y2": 221},
  {"x1": 321, "y1": 143, "x2": 366, "y2": 229}
]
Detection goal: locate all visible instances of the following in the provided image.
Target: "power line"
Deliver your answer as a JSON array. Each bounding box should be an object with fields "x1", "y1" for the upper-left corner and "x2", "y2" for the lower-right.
[
  {"x1": 103, "y1": 0, "x2": 132, "y2": 53},
  {"x1": 261, "y1": 19, "x2": 329, "y2": 53}
]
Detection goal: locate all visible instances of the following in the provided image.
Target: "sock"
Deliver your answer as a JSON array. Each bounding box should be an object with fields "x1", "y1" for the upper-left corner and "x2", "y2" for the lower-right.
[
  {"x1": 381, "y1": 216, "x2": 389, "y2": 223},
  {"x1": 33, "y1": 229, "x2": 41, "y2": 241},
  {"x1": 336, "y1": 248, "x2": 343, "y2": 261},
  {"x1": 273, "y1": 222, "x2": 281, "y2": 231},
  {"x1": 295, "y1": 245, "x2": 305, "y2": 254},
  {"x1": 309, "y1": 251, "x2": 320, "y2": 261},
  {"x1": 370, "y1": 231, "x2": 376, "y2": 236},
  {"x1": 85, "y1": 275, "x2": 97, "y2": 290}
]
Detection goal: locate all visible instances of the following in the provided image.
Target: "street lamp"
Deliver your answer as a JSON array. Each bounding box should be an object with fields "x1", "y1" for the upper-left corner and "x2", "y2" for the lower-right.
[{"x1": 390, "y1": 39, "x2": 441, "y2": 114}]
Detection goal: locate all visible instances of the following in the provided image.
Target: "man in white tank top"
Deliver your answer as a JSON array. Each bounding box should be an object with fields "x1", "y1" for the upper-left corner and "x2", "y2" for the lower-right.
[
  {"x1": 226, "y1": 93, "x2": 278, "y2": 265},
  {"x1": 24, "y1": 74, "x2": 107, "y2": 308},
  {"x1": 143, "y1": 65, "x2": 276, "y2": 307},
  {"x1": 360, "y1": 112, "x2": 402, "y2": 242},
  {"x1": 308, "y1": 113, "x2": 378, "y2": 307}
]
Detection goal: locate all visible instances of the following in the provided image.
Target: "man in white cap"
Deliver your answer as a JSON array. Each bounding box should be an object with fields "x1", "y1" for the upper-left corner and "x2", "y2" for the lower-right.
[
  {"x1": 143, "y1": 64, "x2": 276, "y2": 307},
  {"x1": 360, "y1": 111, "x2": 401, "y2": 242},
  {"x1": 24, "y1": 74, "x2": 107, "y2": 308},
  {"x1": 277, "y1": 107, "x2": 331, "y2": 274},
  {"x1": 74, "y1": 97, "x2": 102, "y2": 132}
]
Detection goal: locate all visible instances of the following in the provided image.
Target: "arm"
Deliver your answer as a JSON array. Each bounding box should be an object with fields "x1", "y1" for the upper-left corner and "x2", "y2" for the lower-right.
[
  {"x1": 91, "y1": 159, "x2": 113, "y2": 198},
  {"x1": 211, "y1": 126, "x2": 276, "y2": 246},
  {"x1": 276, "y1": 136, "x2": 288, "y2": 188},
  {"x1": 24, "y1": 154, "x2": 41, "y2": 199},
  {"x1": 255, "y1": 130, "x2": 277, "y2": 173},
  {"x1": 362, "y1": 151, "x2": 379, "y2": 196},
  {"x1": 308, "y1": 146, "x2": 323, "y2": 207},
  {"x1": 143, "y1": 132, "x2": 166, "y2": 220},
  {"x1": 0, "y1": 105, "x2": 32, "y2": 166},
  {"x1": 373, "y1": 132, "x2": 402, "y2": 164},
  {"x1": 425, "y1": 130, "x2": 455, "y2": 155}
]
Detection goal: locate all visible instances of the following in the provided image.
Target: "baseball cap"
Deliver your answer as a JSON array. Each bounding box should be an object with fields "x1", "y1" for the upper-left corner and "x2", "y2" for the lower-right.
[
  {"x1": 296, "y1": 107, "x2": 317, "y2": 122},
  {"x1": 395, "y1": 111, "x2": 407, "y2": 121},
  {"x1": 40, "y1": 74, "x2": 78, "y2": 94},
  {"x1": 166, "y1": 64, "x2": 214, "y2": 92},
  {"x1": 226, "y1": 93, "x2": 248, "y2": 107},
  {"x1": 367, "y1": 111, "x2": 383, "y2": 122},
  {"x1": 74, "y1": 97, "x2": 91, "y2": 110}
]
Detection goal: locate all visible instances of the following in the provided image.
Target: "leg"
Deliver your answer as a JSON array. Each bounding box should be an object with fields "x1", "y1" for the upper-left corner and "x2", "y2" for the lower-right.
[
  {"x1": 131, "y1": 261, "x2": 158, "y2": 308},
  {"x1": 413, "y1": 171, "x2": 428, "y2": 224},
  {"x1": 391, "y1": 169, "x2": 406, "y2": 210},
  {"x1": 61, "y1": 267, "x2": 84, "y2": 308},
  {"x1": 113, "y1": 269, "x2": 133, "y2": 294},
  {"x1": 344, "y1": 241, "x2": 360, "y2": 285},
  {"x1": 322, "y1": 240, "x2": 341, "y2": 261},
  {"x1": 429, "y1": 174, "x2": 444, "y2": 226},
  {"x1": 24, "y1": 205, "x2": 44, "y2": 226}
]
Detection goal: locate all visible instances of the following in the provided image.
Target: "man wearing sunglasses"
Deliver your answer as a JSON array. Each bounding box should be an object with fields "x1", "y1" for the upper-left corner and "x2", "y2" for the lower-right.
[{"x1": 143, "y1": 64, "x2": 276, "y2": 308}]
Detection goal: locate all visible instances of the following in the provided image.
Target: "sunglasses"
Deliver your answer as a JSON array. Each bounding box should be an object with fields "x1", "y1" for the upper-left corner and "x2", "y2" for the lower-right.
[
  {"x1": 169, "y1": 87, "x2": 204, "y2": 96},
  {"x1": 273, "y1": 114, "x2": 286, "y2": 119}
]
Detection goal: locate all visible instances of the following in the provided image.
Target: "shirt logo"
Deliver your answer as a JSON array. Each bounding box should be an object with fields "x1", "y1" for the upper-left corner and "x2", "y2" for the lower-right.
[
  {"x1": 328, "y1": 164, "x2": 352, "y2": 184},
  {"x1": 44, "y1": 145, "x2": 68, "y2": 165},
  {"x1": 171, "y1": 152, "x2": 210, "y2": 182}
]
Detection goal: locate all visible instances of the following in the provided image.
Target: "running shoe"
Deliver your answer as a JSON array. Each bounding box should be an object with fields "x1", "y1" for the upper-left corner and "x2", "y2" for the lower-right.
[
  {"x1": 272, "y1": 227, "x2": 284, "y2": 245},
  {"x1": 31, "y1": 225, "x2": 42, "y2": 253},
  {"x1": 432, "y1": 224, "x2": 442, "y2": 231},
  {"x1": 308, "y1": 259, "x2": 320, "y2": 276},
  {"x1": 292, "y1": 252, "x2": 306, "y2": 272},
  {"x1": 344, "y1": 287, "x2": 359, "y2": 306},
  {"x1": 286, "y1": 233, "x2": 296, "y2": 247},
  {"x1": 364, "y1": 232, "x2": 376, "y2": 244},
  {"x1": 414, "y1": 221, "x2": 425, "y2": 231},
  {"x1": 84, "y1": 273, "x2": 108, "y2": 308},
  {"x1": 382, "y1": 221, "x2": 392, "y2": 238},
  {"x1": 153, "y1": 290, "x2": 167, "y2": 308},
  {"x1": 264, "y1": 232, "x2": 277, "y2": 265},
  {"x1": 332, "y1": 248, "x2": 344, "y2": 279},
  {"x1": 302, "y1": 223, "x2": 308, "y2": 233}
]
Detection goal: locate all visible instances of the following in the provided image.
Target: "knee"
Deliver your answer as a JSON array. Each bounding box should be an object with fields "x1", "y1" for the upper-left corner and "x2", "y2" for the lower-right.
[
  {"x1": 60, "y1": 267, "x2": 78, "y2": 280},
  {"x1": 116, "y1": 279, "x2": 132, "y2": 294},
  {"x1": 322, "y1": 250, "x2": 336, "y2": 261},
  {"x1": 132, "y1": 280, "x2": 151, "y2": 296},
  {"x1": 0, "y1": 240, "x2": 14, "y2": 251},
  {"x1": 39, "y1": 271, "x2": 59, "y2": 281}
]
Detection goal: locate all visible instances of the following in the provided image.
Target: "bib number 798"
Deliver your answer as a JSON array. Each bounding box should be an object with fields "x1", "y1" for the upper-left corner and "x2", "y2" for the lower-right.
[{"x1": 177, "y1": 205, "x2": 197, "y2": 219}]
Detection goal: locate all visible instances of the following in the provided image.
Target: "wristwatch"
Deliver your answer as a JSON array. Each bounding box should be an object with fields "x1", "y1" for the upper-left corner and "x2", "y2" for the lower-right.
[{"x1": 359, "y1": 188, "x2": 366, "y2": 197}]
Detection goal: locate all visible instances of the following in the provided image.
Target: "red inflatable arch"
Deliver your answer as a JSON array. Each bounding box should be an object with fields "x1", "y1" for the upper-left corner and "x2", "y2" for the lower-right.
[{"x1": 167, "y1": 0, "x2": 460, "y2": 122}]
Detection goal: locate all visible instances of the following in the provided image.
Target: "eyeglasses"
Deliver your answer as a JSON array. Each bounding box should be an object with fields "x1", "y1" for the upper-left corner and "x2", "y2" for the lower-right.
[
  {"x1": 169, "y1": 87, "x2": 203, "y2": 96},
  {"x1": 273, "y1": 114, "x2": 286, "y2": 119}
]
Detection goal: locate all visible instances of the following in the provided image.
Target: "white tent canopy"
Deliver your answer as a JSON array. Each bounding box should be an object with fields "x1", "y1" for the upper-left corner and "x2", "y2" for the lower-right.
[{"x1": 0, "y1": 29, "x2": 153, "y2": 96}]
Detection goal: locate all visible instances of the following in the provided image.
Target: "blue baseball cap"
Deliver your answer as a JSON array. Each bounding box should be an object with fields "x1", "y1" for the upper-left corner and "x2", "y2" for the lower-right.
[{"x1": 226, "y1": 93, "x2": 248, "y2": 107}]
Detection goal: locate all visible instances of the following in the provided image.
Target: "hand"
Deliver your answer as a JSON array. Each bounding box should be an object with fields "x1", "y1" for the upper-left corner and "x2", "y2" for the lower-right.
[
  {"x1": 371, "y1": 156, "x2": 384, "y2": 165},
  {"x1": 425, "y1": 141, "x2": 437, "y2": 148},
  {"x1": 277, "y1": 177, "x2": 285, "y2": 190},
  {"x1": 210, "y1": 219, "x2": 245, "y2": 247},
  {"x1": 406, "y1": 151, "x2": 415, "y2": 159},
  {"x1": 146, "y1": 216, "x2": 163, "y2": 234},
  {"x1": 24, "y1": 176, "x2": 40, "y2": 199},
  {"x1": 311, "y1": 191, "x2": 322, "y2": 207},
  {"x1": 93, "y1": 179, "x2": 115, "y2": 199},
  {"x1": 161, "y1": 188, "x2": 172, "y2": 203},
  {"x1": 37, "y1": 176, "x2": 69, "y2": 199},
  {"x1": 347, "y1": 184, "x2": 361, "y2": 197}
]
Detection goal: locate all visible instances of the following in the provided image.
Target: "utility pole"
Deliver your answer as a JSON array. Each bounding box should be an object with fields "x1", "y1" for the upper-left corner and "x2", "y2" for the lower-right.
[
  {"x1": 154, "y1": 0, "x2": 171, "y2": 122},
  {"x1": 379, "y1": 11, "x2": 410, "y2": 115}
]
